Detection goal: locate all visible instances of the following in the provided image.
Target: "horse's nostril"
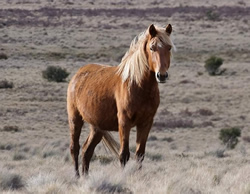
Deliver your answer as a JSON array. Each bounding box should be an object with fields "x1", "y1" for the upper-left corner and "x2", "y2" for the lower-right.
[
  {"x1": 165, "y1": 72, "x2": 168, "y2": 79},
  {"x1": 157, "y1": 72, "x2": 168, "y2": 79},
  {"x1": 157, "y1": 72, "x2": 161, "y2": 79}
]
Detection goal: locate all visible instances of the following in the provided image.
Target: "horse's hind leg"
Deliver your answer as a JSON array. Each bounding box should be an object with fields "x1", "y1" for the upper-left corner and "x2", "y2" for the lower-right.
[
  {"x1": 82, "y1": 126, "x2": 103, "y2": 175},
  {"x1": 68, "y1": 110, "x2": 83, "y2": 178}
]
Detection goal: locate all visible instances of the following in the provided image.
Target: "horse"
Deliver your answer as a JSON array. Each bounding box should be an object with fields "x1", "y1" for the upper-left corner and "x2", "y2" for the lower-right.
[{"x1": 67, "y1": 24, "x2": 174, "y2": 177}]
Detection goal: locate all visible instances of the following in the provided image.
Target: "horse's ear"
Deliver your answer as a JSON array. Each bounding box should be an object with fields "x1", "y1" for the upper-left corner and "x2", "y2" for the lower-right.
[
  {"x1": 166, "y1": 24, "x2": 172, "y2": 35},
  {"x1": 149, "y1": 24, "x2": 157, "y2": 37}
]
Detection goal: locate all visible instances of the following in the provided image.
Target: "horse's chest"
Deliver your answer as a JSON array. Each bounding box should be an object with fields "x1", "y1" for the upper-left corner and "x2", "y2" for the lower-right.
[{"x1": 129, "y1": 90, "x2": 160, "y2": 117}]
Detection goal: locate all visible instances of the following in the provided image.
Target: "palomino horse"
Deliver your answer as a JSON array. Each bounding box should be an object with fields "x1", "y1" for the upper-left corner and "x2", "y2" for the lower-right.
[{"x1": 67, "y1": 24, "x2": 174, "y2": 177}]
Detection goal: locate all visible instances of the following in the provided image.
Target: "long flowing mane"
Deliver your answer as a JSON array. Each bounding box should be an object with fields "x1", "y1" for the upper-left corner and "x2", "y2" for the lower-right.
[{"x1": 117, "y1": 25, "x2": 175, "y2": 86}]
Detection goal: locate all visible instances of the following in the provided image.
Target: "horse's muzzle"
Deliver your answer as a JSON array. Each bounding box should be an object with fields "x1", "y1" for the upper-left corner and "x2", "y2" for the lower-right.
[{"x1": 156, "y1": 72, "x2": 168, "y2": 83}]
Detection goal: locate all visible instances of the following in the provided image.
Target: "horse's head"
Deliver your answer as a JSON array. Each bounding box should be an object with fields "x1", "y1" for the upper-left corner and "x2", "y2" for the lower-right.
[{"x1": 146, "y1": 24, "x2": 173, "y2": 83}]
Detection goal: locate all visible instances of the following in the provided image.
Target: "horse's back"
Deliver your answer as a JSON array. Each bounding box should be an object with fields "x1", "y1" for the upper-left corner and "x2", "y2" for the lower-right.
[{"x1": 67, "y1": 64, "x2": 120, "y2": 131}]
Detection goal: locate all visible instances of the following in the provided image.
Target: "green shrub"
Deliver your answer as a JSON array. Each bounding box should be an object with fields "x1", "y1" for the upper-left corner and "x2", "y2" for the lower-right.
[
  {"x1": 219, "y1": 127, "x2": 241, "y2": 149},
  {"x1": 204, "y1": 56, "x2": 224, "y2": 75},
  {"x1": 42, "y1": 66, "x2": 69, "y2": 82}
]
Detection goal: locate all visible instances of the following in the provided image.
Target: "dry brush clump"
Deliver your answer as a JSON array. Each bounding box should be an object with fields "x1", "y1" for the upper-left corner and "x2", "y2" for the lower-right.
[
  {"x1": 0, "y1": 170, "x2": 24, "y2": 191},
  {"x1": 1, "y1": 125, "x2": 20, "y2": 132},
  {"x1": 219, "y1": 127, "x2": 241, "y2": 149},
  {"x1": 204, "y1": 56, "x2": 225, "y2": 76},
  {"x1": 13, "y1": 152, "x2": 27, "y2": 161},
  {"x1": 0, "y1": 80, "x2": 13, "y2": 89},
  {"x1": 154, "y1": 115, "x2": 195, "y2": 129},
  {"x1": 42, "y1": 66, "x2": 69, "y2": 82},
  {"x1": 206, "y1": 10, "x2": 220, "y2": 21},
  {"x1": 0, "y1": 53, "x2": 8, "y2": 60},
  {"x1": 196, "y1": 108, "x2": 214, "y2": 116}
]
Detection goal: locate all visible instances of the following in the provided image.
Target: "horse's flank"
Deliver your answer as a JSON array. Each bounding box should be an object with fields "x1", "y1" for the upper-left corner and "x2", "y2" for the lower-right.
[{"x1": 68, "y1": 64, "x2": 120, "y2": 131}]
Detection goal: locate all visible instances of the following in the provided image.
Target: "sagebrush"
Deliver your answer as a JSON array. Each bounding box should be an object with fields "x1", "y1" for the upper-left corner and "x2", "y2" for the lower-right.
[
  {"x1": 0, "y1": 80, "x2": 13, "y2": 89},
  {"x1": 219, "y1": 127, "x2": 241, "y2": 149},
  {"x1": 204, "y1": 56, "x2": 224, "y2": 75},
  {"x1": 42, "y1": 66, "x2": 69, "y2": 82}
]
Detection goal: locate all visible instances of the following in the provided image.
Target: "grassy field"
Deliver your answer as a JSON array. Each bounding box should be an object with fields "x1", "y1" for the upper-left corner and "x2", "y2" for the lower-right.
[{"x1": 0, "y1": 0, "x2": 250, "y2": 193}]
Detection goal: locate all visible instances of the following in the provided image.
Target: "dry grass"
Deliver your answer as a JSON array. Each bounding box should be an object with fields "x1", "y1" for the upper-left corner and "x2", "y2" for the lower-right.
[
  {"x1": 0, "y1": 170, "x2": 24, "y2": 191},
  {"x1": 1, "y1": 152, "x2": 250, "y2": 193},
  {"x1": 1, "y1": 0, "x2": 250, "y2": 193}
]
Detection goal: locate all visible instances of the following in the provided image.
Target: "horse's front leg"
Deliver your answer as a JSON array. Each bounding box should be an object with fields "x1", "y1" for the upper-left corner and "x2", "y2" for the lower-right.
[
  {"x1": 118, "y1": 114, "x2": 131, "y2": 167},
  {"x1": 136, "y1": 119, "x2": 153, "y2": 166}
]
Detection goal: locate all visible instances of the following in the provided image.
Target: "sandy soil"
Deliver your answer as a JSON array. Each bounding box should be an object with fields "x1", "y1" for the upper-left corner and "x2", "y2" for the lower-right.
[{"x1": 0, "y1": 0, "x2": 250, "y2": 193}]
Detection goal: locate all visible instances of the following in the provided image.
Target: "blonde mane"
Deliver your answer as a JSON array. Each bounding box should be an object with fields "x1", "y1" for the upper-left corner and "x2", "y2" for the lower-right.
[{"x1": 117, "y1": 25, "x2": 175, "y2": 86}]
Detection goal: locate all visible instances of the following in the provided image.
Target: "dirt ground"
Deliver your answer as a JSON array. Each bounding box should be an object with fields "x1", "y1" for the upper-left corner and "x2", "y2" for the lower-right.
[{"x1": 0, "y1": 0, "x2": 250, "y2": 193}]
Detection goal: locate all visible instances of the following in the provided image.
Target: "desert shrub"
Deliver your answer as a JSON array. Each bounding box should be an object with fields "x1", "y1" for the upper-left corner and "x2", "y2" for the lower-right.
[
  {"x1": 165, "y1": 118, "x2": 194, "y2": 128},
  {"x1": 154, "y1": 118, "x2": 194, "y2": 129},
  {"x1": 212, "y1": 174, "x2": 222, "y2": 186},
  {"x1": 2, "y1": 125, "x2": 20, "y2": 132},
  {"x1": 0, "y1": 143, "x2": 14, "y2": 150},
  {"x1": 199, "y1": 121, "x2": 214, "y2": 127},
  {"x1": 13, "y1": 152, "x2": 27, "y2": 161},
  {"x1": 219, "y1": 127, "x2": 241, "y2": 149},
  {"x1": 204, "y1": 56, "x2": 224, "y2": 75},
  {"x1": 197, "y1": 108, "x2": 213, "y2": 116},
  {"x1": 0, "y1": 80, "x2": 13, "y2": 89},
  {"x1": 161, "y1": 137, "x2": 174, "y2": 142},
  {"x1": 0, "y1": 172, "x2": 24, "y2": 190},
  {"x1": 42, "y1": 66, "x2": 69, "y2": 82},
  {"x1": 47, "y1": 52, "x2": 68, "y2": 60},
  {"x1": 206, "y1": 10, "x2": 219, "y2": 21},
  {"x1": 0, "y1": 53, "x2": 8, "y2": 60},
  {"x1": 179, "y1": 108, "x2": 193, "y2": 117}
]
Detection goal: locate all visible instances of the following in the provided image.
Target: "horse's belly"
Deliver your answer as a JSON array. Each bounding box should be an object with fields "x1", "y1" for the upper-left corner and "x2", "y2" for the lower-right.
[{"x1": 79, "y1": 96, "x2": 119, "y2": 131}]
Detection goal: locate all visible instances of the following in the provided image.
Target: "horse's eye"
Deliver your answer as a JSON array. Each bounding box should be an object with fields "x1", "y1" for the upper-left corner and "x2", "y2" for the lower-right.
[
  {"x1": 150, "y1": 47, "x2": 155, "y2": 51},
  {"x1": 169, "y1": 46, "x2": 172, "y2": 51}
]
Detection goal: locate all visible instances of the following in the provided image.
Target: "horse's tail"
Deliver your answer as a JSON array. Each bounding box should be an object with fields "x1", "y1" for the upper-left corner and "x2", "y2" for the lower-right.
[{"x1": 102, "y1": 132, "x2": 120, "y2": 158}]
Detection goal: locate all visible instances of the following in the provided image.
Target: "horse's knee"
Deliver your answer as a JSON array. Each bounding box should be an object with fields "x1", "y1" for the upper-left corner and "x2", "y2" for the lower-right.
[{"x1": 119, "y1": 150, "x2": 130, "y2": 166}]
